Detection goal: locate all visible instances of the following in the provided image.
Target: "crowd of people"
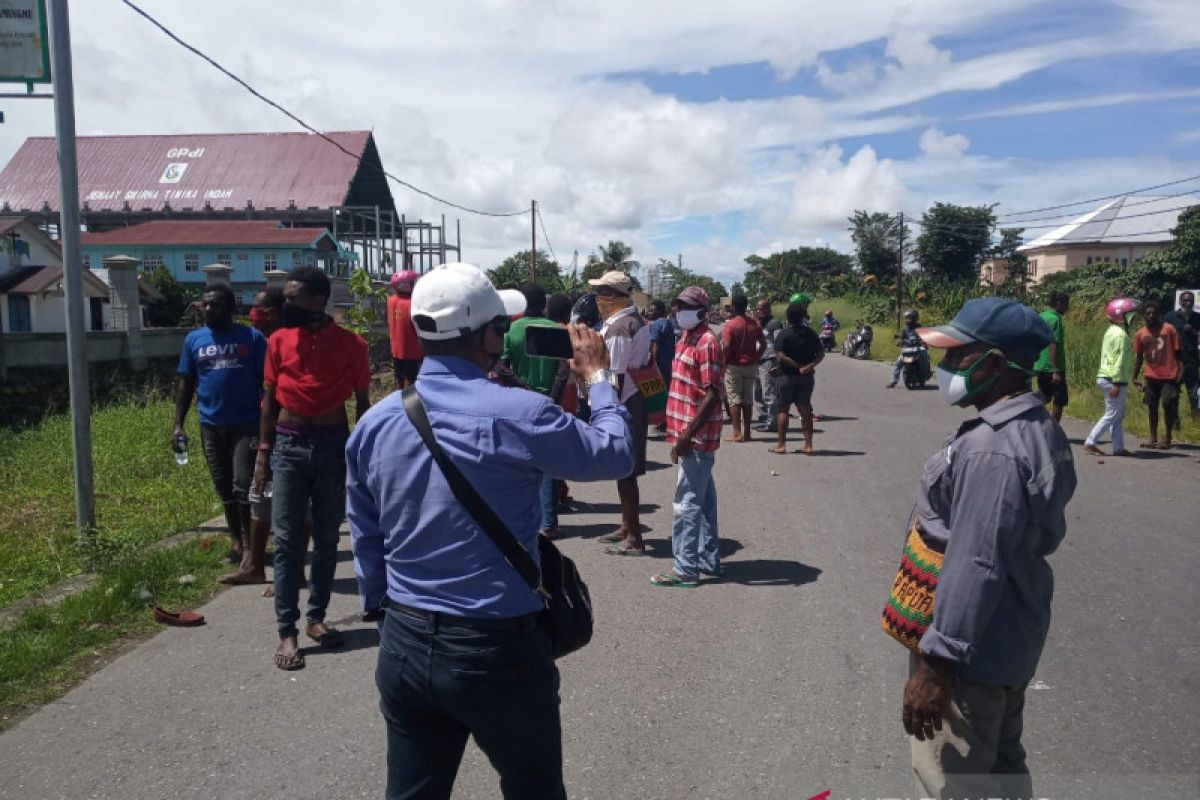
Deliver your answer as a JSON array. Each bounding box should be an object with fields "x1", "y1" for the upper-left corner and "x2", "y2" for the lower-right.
[{"x1": 173, "y1": 261, "x2": 1195, "y2": 799}]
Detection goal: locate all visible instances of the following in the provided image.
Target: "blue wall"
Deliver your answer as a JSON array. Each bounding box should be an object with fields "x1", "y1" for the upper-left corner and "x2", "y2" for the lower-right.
[{"x1": 80, "y1": 244, "x2": 332, "y2": 285}]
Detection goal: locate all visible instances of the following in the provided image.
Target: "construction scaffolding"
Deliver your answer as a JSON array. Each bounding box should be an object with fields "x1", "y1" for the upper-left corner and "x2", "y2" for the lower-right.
[{"x1": 331, "y1": 206, "x2": 461, "y2": 278}]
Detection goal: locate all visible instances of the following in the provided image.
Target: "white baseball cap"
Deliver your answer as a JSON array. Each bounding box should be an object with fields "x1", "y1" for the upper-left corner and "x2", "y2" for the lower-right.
[{"x1": 410, "y1": 262, "x2": 526, "y2": 340}]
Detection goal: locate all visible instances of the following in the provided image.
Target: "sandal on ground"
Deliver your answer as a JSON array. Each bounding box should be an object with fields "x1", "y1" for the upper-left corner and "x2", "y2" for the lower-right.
[
  {"x1": 767, "y1": 445, "x2": 788, "y2": 454},
  {"x1": 604, "y1": 544, "x2": 647, "y2": 557},
  {"x1": 1112, "y1": 449, "x2": 1138, "y2": 457},
  {"x1": 306, "y1": 625, "x2": 345, "y2": 649},
  {"x1": 275, "y1": 647, "x2": 305, "y2": 671},
  {"x1": 700, "y1": 566, "x2": 725, "y2": 579},
  {"x1": 650, "y1": 572, "x2": 698, "y2": 588},
  {"x1": 596, "y1": 531, "x2": 628, "y2": 544},
  {"x1": 1141, "y1": 441, "x2": 1160, "y2": 450},
  {"x1": 1082, "y1": 444, "x2": 1105, "y2": 456}
]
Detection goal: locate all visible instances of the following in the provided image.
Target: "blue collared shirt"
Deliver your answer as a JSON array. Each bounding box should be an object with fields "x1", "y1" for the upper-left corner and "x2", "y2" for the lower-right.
[
  {"x1": 914, "y1": 392, "x2": 1077, "y2": 685},
  {"x1": 347, "y1": 355, "x2": 633, "y2": 618}
]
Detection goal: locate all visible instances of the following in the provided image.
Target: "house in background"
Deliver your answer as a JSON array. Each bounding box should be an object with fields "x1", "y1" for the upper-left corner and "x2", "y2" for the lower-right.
[
  {"x1": 1005, "y1": 194, "x2": 1197, "y2": 285},
  {"x1": 81, "y1": 220, "x2": 356, "y2": 305},
  {"x1": 0, "y1": 216, "x2": 111, "y2": 333}
]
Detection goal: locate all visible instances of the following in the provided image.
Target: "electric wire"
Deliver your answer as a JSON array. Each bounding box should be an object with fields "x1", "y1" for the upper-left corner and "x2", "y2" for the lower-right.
[
  {"x1": 119, "y1": 0, "x2": 530, "y2": 218},
  {"x1": 536, "y1": 206, "x2": 561, "y2": 268},
  {"x1": 995, "y1": 174, "x2": 1200, "y2": 219}
]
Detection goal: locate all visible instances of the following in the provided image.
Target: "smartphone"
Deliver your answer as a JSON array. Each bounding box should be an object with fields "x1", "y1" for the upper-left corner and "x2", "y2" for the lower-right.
[{"x1": 524, "y1": 325, "x2": 574, "y2": 359}]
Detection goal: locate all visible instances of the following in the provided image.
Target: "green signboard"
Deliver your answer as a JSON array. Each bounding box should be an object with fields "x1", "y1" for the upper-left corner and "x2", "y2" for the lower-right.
[{"x1": 0, "y1": 0, "x2": 50, "y2": 86}]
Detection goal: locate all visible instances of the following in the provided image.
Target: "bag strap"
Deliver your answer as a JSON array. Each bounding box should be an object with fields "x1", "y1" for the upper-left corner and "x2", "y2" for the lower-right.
[{"x1": 401, "y1": 387, "x2": 543, "y2": 595}]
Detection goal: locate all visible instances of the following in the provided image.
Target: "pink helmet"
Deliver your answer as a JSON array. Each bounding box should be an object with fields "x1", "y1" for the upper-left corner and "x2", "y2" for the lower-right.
[
  {"x1": 1105, "y1": 297, "x2": 1139, "y2": 324},
  {"x1": 390, "y1": 270, "x2": 420, "y2": 291}
]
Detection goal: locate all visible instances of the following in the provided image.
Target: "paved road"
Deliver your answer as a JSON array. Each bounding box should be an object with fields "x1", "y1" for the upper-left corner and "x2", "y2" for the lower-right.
[{"x1": 2, "y1": 354, "x2": 1198, "y2": 799}]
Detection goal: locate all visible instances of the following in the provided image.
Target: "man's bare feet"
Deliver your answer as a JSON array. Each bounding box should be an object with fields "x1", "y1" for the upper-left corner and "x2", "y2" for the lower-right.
[
  {"x1": 218, "y1": 568, "x2": 267, "y2": 585},
  {"x1": 723, "y1": 434, "x2": 744, "y2": 442},
  {"x1": 305, "y1": 621, "x2": 345, "y2": 649},
  {"x1": 799, "y1": 444, "x2": 814, "y2": 455},
  {"x1": 275, "y1": 636, "x2": 304, "y2": 670},
  {"x1": 768, "y1": 445, "x2": 787, "y2": 454}
]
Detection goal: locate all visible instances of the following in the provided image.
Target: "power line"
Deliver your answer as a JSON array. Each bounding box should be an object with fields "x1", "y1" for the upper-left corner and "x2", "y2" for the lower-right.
[
  {"x1": 913, "y1": 202, "x2": 1198, "y2": 236},
  {"x1": 996, "y1": 174, "x2": 1200, "y2": 219},
  {"x1": 119, "y1": 0, "x2": 530, "y2": 219},
  {"x1": 536, "y1": 206, "x2": 560, "y2": 267}
]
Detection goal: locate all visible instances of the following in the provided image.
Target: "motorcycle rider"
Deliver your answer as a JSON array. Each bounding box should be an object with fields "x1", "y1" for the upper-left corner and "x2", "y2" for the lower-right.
[
  {"x1": 887, "y1": 309, "x2": 925, "y2": 388},
  {"x1": 819, "y1": 309, "x2": 840, "y2": 351}
]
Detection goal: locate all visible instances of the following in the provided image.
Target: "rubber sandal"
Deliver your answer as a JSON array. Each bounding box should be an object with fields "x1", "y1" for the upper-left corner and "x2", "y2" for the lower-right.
[
  {"x1": 700, "y1": 566, "x2": 725, "y2": 578},
  {"x1": 1141, "y1": 441, "x2": 1160, "y2": 449},
  {"x1": 604, "y1": 545, "x2": 647, "y2": 557},
  {"x1": 650, "y1": 572, "x2": 698, "y2": 588},
  {"x1": 274, "y1": 648, "x2": 305, "y2": 671},
  {"x1": 153, "y1": 607, "x2": 206, "y2": 627},
  {"x1": 306, "y1": 626, "x2": 345, "y2": 649},
  {"x1": 596, "y1": 532, "x2": 627, "y2": 544}
]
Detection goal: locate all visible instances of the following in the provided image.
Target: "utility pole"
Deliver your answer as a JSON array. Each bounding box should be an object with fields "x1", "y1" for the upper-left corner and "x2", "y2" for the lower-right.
[
  {"x1": 895, "y1": 211, "x2": 905, "y2": 328},
  {"x1": 47, "y1": 0, "x2": 96, "y2": 556},
  {"x1": 530, "y1": 199, "x2": 537, "y2": 285}
]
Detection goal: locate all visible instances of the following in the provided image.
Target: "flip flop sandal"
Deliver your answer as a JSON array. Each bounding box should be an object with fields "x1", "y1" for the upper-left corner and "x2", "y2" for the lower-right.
[
  {"x1": 275, "y1": 649, "x2": 306, "y2": 671},
  {"x1": 604, "y1": 545, "x2": 647, "y2": 557},
  {"x1": 700, "y1": 566, "x2": 725, "y2": 578},
  {"x1": 596, "y1": 532, "x2": 628, "y2": 544},
  {"x1": 650, "y1": 572, "x2": 698, "y2": 588},
  {"x1": 1142, "y1": 442, "x2": 1160, "y2": 449},
  {"x1": 307, "y1": 627, "x2": 345, "y2": 649}
]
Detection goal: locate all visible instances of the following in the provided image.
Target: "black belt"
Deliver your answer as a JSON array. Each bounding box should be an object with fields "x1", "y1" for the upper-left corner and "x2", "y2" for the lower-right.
[{"x1": 384, "y1": 599, "x2": 539, "y2": 633}]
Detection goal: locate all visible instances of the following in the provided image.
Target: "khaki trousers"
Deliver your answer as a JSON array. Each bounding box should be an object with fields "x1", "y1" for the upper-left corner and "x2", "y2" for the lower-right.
[{"x1": 908, "y1": 653, "x2": 1033, "y2": 800}]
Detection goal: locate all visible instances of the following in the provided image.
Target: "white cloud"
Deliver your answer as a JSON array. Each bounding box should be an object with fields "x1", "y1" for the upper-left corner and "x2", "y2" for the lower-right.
[
  {"x1": 919, "y1": 127, "x2": 970, "y2": 159},
  {"x1": 788, "y1": 145, "x2": 910, "y2": 229},
  {"x1": 962, "y1": 89, "x2": 1200, "y2": 120}
]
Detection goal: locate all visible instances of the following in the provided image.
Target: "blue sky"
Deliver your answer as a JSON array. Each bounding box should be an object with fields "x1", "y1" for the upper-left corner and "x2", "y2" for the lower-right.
[{"x1": 1, "y1": 0, "x2": 1198, "y2": 284}]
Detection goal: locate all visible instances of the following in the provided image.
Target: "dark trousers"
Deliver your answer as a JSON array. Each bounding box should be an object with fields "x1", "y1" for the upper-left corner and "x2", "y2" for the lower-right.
[
  {"x1": 199, "y1": 422, "x2": 256, "y2": 510},
  {"x1": 377, "y1": 605, "x2": 566, "y2": 800},
  {"x1": 1182, "y1": 356, "x2": 1199, "y2": 411}
]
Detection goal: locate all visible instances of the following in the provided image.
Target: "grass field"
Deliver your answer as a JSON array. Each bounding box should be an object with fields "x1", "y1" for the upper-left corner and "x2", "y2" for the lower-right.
[
  {"x1": 804, "y1": 297, "x2": 1199, "y2": 442},
  {"x1": 0, "y1": 400, "x2": 221, "y2": 608}
]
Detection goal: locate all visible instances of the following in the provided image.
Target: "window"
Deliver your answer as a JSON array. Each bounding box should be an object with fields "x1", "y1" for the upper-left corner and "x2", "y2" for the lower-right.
[
  {"x1": 1103, "y1": 255, "x2": 1111, "y2": 263},
  {"x1": 292, "y1": 251, "x2": 301, "y2": 267},
  {"x1": 142, "y1": 254, "x2": 164, "y2": 271},
  {"x1": 1086, "y1": 257, "x2": 1093, "y2": 265},
  {"x1": 82, "y1": 254, "x2": 91, "y2": 269},
  {"x1": 184, "y1": 254, "x2": 199, "y2": 272},
  {"x1": 263, "y1": 253, "x2": 277, "y2": 270},
  {"x1": 1120, "y1": 258, "x2": 1128, "y2": 267},
  {"x1": 1029, "y1": 259, "x2": 1038, "y2": 277},
  {"x1": 7, "y1": 295, "x2": 31, "y2": 332},
  {"x1": 217, "y1": 253, "x2": 231, "y2": 267},
  {"x1": 236, "y1": 252, "x2": 248, "y2": 261}
]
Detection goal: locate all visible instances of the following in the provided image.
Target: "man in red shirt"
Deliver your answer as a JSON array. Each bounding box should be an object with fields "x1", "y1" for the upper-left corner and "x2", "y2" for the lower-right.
[
  {"x1": 254, "y1": 267, "x2": 372, "y2": 670},
  {"x1": 388, "y1": 270, "x2": 423, "y2": 390},
  {"x1": 720, "y1": 293, "x2": 765, "y2": 443},
  {"x1": 652, "y1": 286, "x2": 725, "y2": 588},
  {"x1": 1132, "y1": 299, "x2": 1182, "y2": 449}
]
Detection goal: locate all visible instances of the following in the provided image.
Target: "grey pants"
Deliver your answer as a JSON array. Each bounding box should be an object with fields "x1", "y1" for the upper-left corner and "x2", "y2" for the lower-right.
[
  {"x1": 755, "y1": 358, "x2": 776, "y2": 420},
  {"x1": 908, "y1": 653, "x2": 1032, "y2": 800}
]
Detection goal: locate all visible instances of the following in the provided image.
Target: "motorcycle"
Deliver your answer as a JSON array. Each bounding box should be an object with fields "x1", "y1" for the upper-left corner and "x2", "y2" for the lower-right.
[
  {"x1": 819, "y1": 321, "x2": 838, "y2": 353},
  {"x1": 900, "y1": 343, "x2": 931, "y2": 389},
  {"x1": 842, "y1": 321, "x2": 873, "y2": 359}
]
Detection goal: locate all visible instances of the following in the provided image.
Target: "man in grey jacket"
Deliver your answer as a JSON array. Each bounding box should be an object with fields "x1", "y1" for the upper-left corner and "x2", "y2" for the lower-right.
[{"x1": 901, "y1": 297, "x2": 1078, "y2": 800}]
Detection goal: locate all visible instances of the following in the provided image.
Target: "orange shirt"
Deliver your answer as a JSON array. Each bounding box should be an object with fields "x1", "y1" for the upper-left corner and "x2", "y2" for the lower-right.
[
  {"x1": 265, "y1": 322, "x2": 371, "y2": 416},
  {"x1": 388, "y1": 295, "x2": 423, "y2": 360},
  {"x1": 1134, "y1": 322, "x2": 1181, "y2": 381}
]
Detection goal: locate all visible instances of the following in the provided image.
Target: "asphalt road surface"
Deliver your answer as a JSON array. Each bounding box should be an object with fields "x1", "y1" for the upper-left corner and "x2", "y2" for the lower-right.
[{"x1": 2, "y1": 354, "x2": 1198, "y2": 799}]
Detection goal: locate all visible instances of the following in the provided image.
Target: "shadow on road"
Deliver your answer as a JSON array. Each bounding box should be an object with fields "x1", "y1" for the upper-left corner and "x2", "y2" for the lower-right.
[
  {"x1": 302, "y1": 625, "x2": 380, "y2": 659},
  {"x1": 718, "y1": 559, "x2": 821, "y2": 587},
  {"x1": 639, "y1": 537, "x2": 744, "y2": 560},
  {"x1": 644, "y1": 460, "x2": 672, "y2": 472},
  {"x1": 809, "y1": 449, "x2": 866, "y2": 457},
  {"x1": 565, "y1": 502, "x2": 661, "y2": 515},
  {"x1": 813, "y1": 415, "x2": 858, "y2": 422}
]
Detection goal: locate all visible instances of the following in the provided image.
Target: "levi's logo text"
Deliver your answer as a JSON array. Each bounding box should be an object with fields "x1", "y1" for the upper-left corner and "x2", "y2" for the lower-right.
[{"x1": 197, "y1": 342, "x2": 250, "y2": 371}]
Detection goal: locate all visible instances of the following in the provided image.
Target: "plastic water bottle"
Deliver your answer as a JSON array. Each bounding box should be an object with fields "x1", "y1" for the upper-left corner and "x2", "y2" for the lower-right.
[
  {"x1": 174, "y1": 434, "x2": 189, "y2": 466},
  {"x1": 262, "y1": 480, "x2": 273, "y2": 499}
]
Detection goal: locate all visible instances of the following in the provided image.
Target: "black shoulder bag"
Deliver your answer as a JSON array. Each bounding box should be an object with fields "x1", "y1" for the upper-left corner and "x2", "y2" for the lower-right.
[{"x1": 402, "y1": 387, "x2": 593, "y2": 659}]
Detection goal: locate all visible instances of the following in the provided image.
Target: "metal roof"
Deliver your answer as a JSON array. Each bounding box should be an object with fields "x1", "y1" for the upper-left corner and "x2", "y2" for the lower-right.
[
  {"x1": 1018, "y1": 194, "x2": 1199, "y2": 251},
  {"x1": 81, "y1": 220, "x2": 334, "y2": 248},
  {"x1": 0, "y1": 131, "x2": 395, "y2": 216}
]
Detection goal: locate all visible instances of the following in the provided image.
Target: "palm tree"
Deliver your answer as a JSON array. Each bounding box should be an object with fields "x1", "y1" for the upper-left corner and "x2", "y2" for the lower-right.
[{"x1": 596, "y1": 240, "x2": 640, "y2": 274}]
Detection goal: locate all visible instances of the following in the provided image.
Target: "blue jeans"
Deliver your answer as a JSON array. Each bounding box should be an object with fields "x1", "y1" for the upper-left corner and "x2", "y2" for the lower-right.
[
  {"x1": 377, "y1": 606, "x2": 566, "y2": 800},
  {"x1": 539, "y1": 476, "x2": 559, "y2": 532},
  {"x1": 671, "y1": 451, "x2": 719, "y2": 580},
  {"x1": 271, "y1": 428, "x2": 349, "y2": 638}
]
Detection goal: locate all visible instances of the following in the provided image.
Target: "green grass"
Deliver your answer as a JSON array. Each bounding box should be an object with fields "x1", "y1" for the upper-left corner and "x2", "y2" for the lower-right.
[
  {"x1": 806, "y1": 298, "x2": 1200, "y2": 442},
  {"x1": 0, "y1": 535, "x2": 229, "y2": 725},
  {"x1": 0, "y1": 400, "x2": 222, "y2": 607}
]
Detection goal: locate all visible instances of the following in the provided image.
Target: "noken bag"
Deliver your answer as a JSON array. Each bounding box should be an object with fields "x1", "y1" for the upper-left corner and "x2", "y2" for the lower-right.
[
  {"x1": 402, "y1": 388, "x2": 593, "y2": 659},
  {"x1": 881, "y1": 522, "x2": 943, "y2": 653}
]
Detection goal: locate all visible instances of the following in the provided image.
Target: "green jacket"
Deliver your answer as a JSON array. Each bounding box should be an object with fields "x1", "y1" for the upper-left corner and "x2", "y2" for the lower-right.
[
  {"x1": 1097, "y1": 323, "x2": 1133, "y2": 384},
  {"x1": 1033, "y1": 308, "x2": 1065, "y2": 373}
]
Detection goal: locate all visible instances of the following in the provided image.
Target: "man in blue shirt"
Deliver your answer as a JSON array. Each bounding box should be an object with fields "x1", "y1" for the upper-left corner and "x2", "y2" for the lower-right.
[
  {"x1": 347, "y1": 262, "x2": 633, "y2": 800},
  {"x1": 900, "y1": 298, "x2": 1077, "y2": 800},
  {"x1": 648, "y1": 299, "x2": 676, "y2": 431},
  {"x1": 174, "y1": 284, "x2": 267, "y2": 563}
]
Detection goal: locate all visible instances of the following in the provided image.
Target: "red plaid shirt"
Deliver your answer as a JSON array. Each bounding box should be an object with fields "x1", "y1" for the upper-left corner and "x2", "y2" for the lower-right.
[{"x1": 666, "y1": 323, "x2": 725, "y2": 452}]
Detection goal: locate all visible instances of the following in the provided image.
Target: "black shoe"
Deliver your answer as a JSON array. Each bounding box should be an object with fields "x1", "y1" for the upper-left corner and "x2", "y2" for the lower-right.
[{"x1": 886, "y1": 381, "x2": 897, "y2": 388}]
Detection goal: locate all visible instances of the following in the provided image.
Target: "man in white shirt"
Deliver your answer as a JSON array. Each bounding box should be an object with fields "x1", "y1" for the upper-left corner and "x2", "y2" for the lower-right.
[{"x1": 590, "y1": 270, "x2": 652, "y2": 556}]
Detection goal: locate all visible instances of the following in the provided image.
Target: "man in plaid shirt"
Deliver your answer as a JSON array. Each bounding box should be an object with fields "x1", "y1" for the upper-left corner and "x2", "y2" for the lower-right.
[{"x1": 652, "y1": 286, "x2": 726, "y2": 588}]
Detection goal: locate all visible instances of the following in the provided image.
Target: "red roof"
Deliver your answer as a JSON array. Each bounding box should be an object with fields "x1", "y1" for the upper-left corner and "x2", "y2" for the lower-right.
[
  {"x1": 81, "y1": 220, "x2": 333, "y2": 248},
  {"x1": 0, "y1": 131, "x2": 392, "y2": 215}
]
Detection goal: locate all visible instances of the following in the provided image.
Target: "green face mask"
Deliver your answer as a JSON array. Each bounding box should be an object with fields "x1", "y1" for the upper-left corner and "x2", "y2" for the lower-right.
[{"x1": 935, "y1": 349, "x2": 1029, "y2": 407}]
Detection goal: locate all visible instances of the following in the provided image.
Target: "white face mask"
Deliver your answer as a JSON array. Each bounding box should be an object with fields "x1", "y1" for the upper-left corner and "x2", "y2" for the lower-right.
[
  {"x1": 935, "y1": 365, "x2": 970, "y2": 406},
  {"x1": 677, "y1": 309, "x2": 703, "y2": 330}
]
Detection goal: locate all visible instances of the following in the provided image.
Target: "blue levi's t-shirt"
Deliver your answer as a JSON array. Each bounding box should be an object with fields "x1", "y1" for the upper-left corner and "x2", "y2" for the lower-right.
[{"x1": 177, "y1": 324, "x2": 268, "y2": 427}]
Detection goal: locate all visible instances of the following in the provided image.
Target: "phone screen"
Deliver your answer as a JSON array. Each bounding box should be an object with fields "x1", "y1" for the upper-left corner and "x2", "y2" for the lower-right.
[{"x1": 524, "y1": 325, "x2": 574, "y2": 360}]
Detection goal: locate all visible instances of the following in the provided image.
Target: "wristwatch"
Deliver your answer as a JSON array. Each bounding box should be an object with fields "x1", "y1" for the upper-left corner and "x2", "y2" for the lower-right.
[{"x1": 584, "y1": 369, "x2": 616, "y2": 389}]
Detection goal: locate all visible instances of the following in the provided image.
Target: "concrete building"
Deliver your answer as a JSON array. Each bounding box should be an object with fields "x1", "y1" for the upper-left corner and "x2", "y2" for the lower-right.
[
  {"x1": 0, "y1": 217, "x2": 111, "y2": 333},
  {"x1": 81, "y1": 220, "x2": 352, "y2": 305},
  {"x1": 1003, "y1": 194, "x2": 1197, "y2": 285}
]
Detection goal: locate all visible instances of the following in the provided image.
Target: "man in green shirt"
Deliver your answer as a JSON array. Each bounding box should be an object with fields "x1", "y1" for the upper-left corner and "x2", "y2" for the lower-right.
[
  {"x1": 1033, "y1": 291, "x2": 1070, "y2": 422},
  {"x1": 1084, "y1": 297, "x2": 1138, "y2": 457},
  {"x1": 500, "y1": 284, "x2": 560, "y2": 394}
]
